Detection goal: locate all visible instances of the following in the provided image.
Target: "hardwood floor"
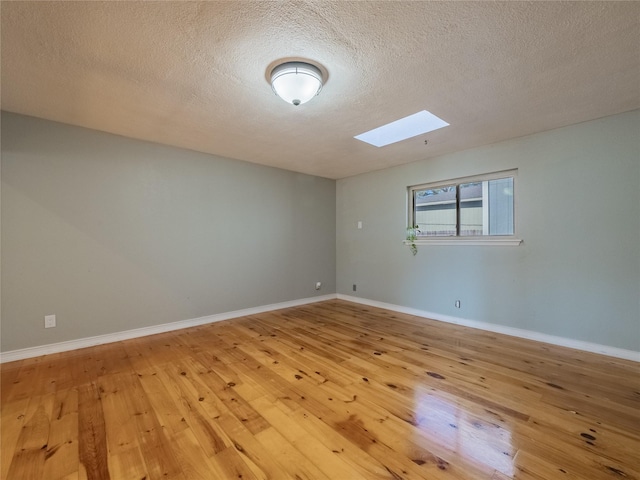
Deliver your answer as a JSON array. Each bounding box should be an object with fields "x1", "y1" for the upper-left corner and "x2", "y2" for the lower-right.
[{"x1": 1, "y1": 299, "x2": 639, "y2": 479}]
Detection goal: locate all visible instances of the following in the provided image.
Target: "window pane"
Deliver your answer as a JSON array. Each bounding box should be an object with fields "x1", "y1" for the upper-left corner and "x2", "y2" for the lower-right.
[
  {"x1": 410, "y1": 172, "x2": 515, "y2": 240},
  {"x1": 459, "y1": 178, "x2": 514, "y2": 236},
  {"x1": 488, "y1": 177, "x2": 514, "y2": 235},
  {"x1": 460, "y1": 182, "x2": 483, "y2": 236},
  {"x1": 414, "y1": 185, "x2": 457, "y2": 236}
]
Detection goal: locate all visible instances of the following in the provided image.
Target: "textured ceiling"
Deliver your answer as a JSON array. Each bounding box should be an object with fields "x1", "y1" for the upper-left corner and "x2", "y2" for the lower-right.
[{"x1": 1, "y1": 1, "x2": 639, "y2": 179}]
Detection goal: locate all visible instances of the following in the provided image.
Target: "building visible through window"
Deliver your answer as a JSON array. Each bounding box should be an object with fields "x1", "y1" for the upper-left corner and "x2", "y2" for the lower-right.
[{"x1": 410, "y1": 171, "x2": 515, "y2": 238}]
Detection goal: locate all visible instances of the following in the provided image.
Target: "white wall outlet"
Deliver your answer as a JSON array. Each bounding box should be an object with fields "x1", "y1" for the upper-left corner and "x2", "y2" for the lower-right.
[
  {"x1": 455, "y1": 300, "x2": 461, "y2": 308},
  {"x1": 315, "y1": 282, "x2": 322, "y2": 290},
  {"x1": 44, "y1": 314, "x2": 56, "y2": 328},
  {"x1": 357, "y1": 221, "x2": 363, "y2": 229}
]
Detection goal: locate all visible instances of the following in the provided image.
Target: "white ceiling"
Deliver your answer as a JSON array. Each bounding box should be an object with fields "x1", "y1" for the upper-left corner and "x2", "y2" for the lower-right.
[{"x1": 1, "y1": 1, "x2": 638, "y2": 179}]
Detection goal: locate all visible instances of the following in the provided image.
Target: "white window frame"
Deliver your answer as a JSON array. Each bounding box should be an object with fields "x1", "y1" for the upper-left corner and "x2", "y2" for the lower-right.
[{"x1": 406, "y1": 169, "x2": 522, "y2": 246}]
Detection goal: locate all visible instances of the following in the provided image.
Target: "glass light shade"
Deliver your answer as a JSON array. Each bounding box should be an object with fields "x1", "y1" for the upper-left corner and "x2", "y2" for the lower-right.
[{"x1": 271, "y1": 62, "x2": 323, "y2": 106}]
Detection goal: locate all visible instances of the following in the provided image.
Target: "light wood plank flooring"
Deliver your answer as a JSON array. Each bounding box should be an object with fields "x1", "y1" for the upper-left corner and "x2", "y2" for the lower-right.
[{"x1": 2, "y1": 300, "x2": 639, "y2": 479}]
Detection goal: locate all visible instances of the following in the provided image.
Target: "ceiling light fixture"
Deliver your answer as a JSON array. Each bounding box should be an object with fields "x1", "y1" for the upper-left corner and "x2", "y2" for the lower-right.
[{"x1": 270, "y1": 61, "x2": 323, "y2": 106}]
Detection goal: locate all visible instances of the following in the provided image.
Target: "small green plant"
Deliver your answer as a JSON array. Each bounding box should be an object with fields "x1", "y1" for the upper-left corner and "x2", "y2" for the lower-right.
[{"x1": 406, "y1": 225, "x2": 420, "y2": 255}]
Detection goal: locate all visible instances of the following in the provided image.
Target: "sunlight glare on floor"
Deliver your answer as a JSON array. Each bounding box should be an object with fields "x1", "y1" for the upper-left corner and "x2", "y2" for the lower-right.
[{"x1": 414, "y1": 389, "x2": 515, "y2": 477}]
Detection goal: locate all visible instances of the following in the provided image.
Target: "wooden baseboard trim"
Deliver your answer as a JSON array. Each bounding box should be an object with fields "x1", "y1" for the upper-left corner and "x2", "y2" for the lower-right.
[
  {"x1": 0, "y1": 294, "x2": 337, "y2": 363},
  {"x1": 337, "y1": 294, "x2": 639, "y2": 362}
]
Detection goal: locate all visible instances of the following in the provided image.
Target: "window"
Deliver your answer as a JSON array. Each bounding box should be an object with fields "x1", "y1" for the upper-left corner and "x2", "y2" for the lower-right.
[{"x1": 408, "y1": 170, "x2": 521, "y2": 246}]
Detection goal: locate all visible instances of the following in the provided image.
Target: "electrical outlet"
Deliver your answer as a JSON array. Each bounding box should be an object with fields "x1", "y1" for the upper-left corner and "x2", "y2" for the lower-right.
[
  {"x1": 455, "y1": 300, "x2": 461, "y2": 308},
  {"x1": 353, "y1": 284, "x2": 357, "y2": 292},
  {"x1": 315, "y1": 282, "x2": 322, "y2": 290},
  {"x1": 44, "y1": 314, "x2": 56, "y2": 328}
]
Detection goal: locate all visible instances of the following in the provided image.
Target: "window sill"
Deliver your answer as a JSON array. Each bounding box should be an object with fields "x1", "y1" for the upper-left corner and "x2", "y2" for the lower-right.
[{"x1": 404, "y1": 238, "x2": 523, "y2": 246}]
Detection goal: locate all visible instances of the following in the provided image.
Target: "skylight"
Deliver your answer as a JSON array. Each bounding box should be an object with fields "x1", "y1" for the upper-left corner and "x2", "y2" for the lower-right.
[{"x1": 354, "y1": 110, "x2": 449, "y2": 147}]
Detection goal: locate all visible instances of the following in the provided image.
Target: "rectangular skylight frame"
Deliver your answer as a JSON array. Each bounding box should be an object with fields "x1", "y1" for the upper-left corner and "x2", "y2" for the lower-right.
[{"x1": 354, "y1": 110, "x2": 449, "y2": 147}]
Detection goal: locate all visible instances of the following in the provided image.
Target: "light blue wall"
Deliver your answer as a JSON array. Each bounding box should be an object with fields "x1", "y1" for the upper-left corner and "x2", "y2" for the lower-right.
[
  {"x1": 3, "y1": 111, "x2": 638, "y2": 353},
  {"x1": 1, "y1": 113, "x2": 336, "y2": 351},
  {"x1": 337, "y1": 110, "x2": 640, "y2": 351}
]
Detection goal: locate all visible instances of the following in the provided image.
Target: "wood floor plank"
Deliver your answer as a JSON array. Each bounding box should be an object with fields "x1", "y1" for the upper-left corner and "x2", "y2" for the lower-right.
[
  {"x1": 207, "y1": 446, "x2": 261, "y2": 480},
  {"x1": 172, "y1": 355, "x2": 271, "y2": 435},
  {"x1": 105, "y1": 447, "x2": 147, "y2": 480},
  {"x1": 5, "y1": 394, "x2": 54, "y2": 480},
  {"x1": 136, "y1": 369, "x2": 190, "y2": 437},
  {"x1": 152, "y1": 366, "x2": 229, "y2": 457},
  {"x1": 253, "y1": 426, "x2": 333, "y2": 480},
  {"x1": 77, "y1": 383, "x2": 111, "y2": 480},
  {"x1": 170, "y1": 429, "x2": 224, "y2": 480},
  {"x1": 319, "y1": 379, "x2": 504, "y2": 478},
  {"x1": 249, "y1": 396, "x2": 372, "y2": 480},
  {"x1": 42, "y1": 388, "x2": 80, "y2": 479},
  {"x1": 2, "y1": 299, "x2": 638, "y2": 479},
  {"x1": 0, "y1": 360, "x2": 24, "y2": 403},
  {"x1": 116, "y1": 373, "x2": 187, "y2": 480},
  {"x1": 96, "y1": 375, "x2": 148, "y2": 480},
  {"x1": 1, "y1": 396, "x2": 30, "y2": 479},
  {"x1": 215, "y1": 411, "x2": 309, "y2": 480}
]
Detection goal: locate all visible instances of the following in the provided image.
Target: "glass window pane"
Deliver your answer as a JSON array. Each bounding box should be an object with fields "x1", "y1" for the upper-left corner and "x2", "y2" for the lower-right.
[
  {"x1": 488, "y1": 177, "x2": 514, "y2": 235},
  {"x1": 410, "y1": 173, "x2": 515, "y2": 240},
  {"x1": 414, "y1": 185, "x2": 457, "y2": 236},
  {"x1": 460, "y1": 182, "x2": 483, "y2": 236}
]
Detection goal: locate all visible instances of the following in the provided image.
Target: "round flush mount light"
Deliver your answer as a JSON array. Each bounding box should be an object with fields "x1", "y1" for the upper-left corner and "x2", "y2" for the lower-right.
[{"x1": 270, "y1": 61, "x2": 323, "y2": 106}]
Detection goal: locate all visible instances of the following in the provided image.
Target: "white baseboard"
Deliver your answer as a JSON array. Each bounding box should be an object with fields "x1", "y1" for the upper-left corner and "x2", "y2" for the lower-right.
[
  {"x1": 0, "y1": 294, "x2": 337, "y2": 363},
  {"x1": 3, "y1": 293, "x2": 637, "y2": 363},
  {"x1": 337, "y1": 294, "x2": 640, "y2": 362}
]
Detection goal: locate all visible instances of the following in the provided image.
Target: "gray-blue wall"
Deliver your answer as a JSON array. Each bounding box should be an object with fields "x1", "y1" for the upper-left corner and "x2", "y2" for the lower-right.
[
  {"x1": 337, "y1": 110, "x2": 640, "y2": 351},
  {"x1": 3, "y1": 110, "x2": 638, "y2": 353},
  {"x1": 1, "y1": 112, "x2": 336, "y2": 351}
]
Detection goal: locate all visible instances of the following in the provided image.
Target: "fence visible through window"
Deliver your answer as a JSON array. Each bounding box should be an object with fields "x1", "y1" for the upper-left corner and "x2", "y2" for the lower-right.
[{"x1": 410, "y1": 172, "x2": 515, "y2": 238}]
